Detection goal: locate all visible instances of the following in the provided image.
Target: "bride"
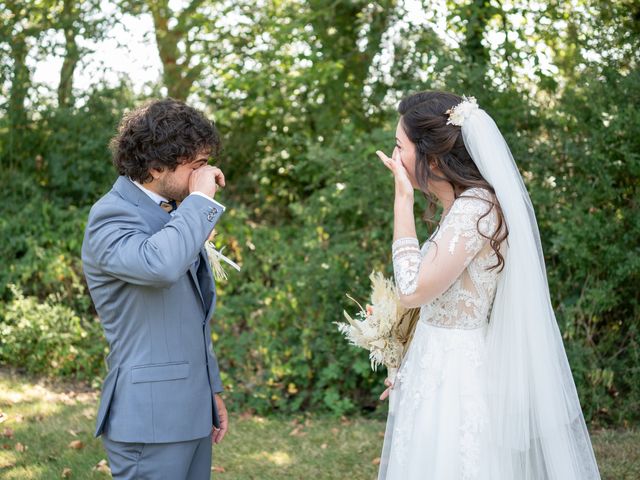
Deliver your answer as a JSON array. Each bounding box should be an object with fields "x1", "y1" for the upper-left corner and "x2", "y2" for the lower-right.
[{"x1": 375, "y1": 91, "x2": 601, "y2": 479}]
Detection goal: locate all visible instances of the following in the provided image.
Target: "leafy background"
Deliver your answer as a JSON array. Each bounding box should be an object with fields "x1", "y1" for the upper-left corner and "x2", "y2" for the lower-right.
[{"x1": 0, "y1": 0, "x2": 638, "y2": 427}]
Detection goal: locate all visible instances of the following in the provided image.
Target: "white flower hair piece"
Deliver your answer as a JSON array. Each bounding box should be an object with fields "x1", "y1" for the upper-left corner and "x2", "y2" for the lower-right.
[{"x1": 445, "y1": 95, "x2": 479, "y2": 127}]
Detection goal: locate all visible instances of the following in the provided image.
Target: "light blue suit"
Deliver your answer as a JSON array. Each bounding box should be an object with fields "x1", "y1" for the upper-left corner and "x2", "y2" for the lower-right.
[{"x1": 82, "y1": 176, "x2": 225, "y2": 477}]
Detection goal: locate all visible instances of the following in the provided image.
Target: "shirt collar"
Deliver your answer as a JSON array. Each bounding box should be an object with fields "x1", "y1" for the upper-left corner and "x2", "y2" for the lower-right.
[{"x1": 131, "y1": 178, "x2": 169, "y2": 205}]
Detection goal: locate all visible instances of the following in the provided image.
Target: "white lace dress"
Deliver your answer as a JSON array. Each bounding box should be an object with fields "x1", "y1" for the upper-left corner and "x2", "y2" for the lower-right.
[{"x1": 378, "y1": 188, "x2": 504, "y2": 480}]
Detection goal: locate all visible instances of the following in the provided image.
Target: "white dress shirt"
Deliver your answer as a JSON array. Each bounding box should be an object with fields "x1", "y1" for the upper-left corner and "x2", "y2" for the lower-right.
[{"x1": 131, "y1": 179, "x2": 226, "y2": 213}]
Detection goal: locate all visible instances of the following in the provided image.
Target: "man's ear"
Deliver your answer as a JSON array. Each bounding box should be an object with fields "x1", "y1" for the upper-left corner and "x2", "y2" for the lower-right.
[{"x1": 147, "y1": 167, "x2": 164, "y2": 182}]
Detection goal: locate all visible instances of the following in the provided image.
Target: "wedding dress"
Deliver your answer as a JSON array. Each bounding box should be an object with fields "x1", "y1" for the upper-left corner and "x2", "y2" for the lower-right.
[
  {"x1": 379, "y1": 187, "x2": 502, "y2": 479},
  {"x1": 378, "y1": 98, "x2": 600, "y2": 479}
]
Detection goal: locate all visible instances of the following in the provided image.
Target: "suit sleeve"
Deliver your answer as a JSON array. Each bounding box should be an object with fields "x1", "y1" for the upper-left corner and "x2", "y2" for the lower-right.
[{"x1": 84, "y1": 194, "x2": 223, "y2": 288}]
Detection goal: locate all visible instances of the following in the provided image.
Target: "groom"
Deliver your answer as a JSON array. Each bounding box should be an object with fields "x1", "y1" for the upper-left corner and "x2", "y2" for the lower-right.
[{"x1": 82, "y1": 98, "x2": 228, "y2": 479}]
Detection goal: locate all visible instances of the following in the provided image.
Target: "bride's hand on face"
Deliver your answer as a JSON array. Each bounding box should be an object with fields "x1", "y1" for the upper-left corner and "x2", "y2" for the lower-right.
[
  {"x1": 376, "y1": 148, "x2": 414, "y2": 200},
  {"x1": 379, "y1": 377, "x2": 394, "y2": 401}
]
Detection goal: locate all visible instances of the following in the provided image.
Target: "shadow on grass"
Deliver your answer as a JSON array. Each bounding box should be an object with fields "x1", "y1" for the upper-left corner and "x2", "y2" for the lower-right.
[
  {"x1": 0, "y1": 369, "x2": 107, "y2": 479},
  {"x1": 0, "y1": 368, "x2": 638, "y2": 479}
]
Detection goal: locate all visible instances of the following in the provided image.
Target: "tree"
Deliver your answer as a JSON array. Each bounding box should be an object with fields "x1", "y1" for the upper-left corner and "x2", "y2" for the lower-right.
[
  {"x1": 191, "y1": 1, "x2": 405, "y2": 216},
  {"x1": 57, "y1": 0, "x2": 107, "y2": 108},
  {"x1": 118, "y1": 0, "x2": 223, "y2": 100},
  {"x1": 0, "y1": 1, "x2": 53, "y2": 162}
]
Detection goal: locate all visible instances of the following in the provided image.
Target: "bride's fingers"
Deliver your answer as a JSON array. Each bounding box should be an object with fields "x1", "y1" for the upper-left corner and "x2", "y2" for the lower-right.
[
  {"x1": 384, "y1": 378, "x2": 392, "y2": 387},
  {"x1": 379, "y1": 386, "x2": 392, "y2": 401},
  {"x1": 391, "y1": 149, "x2": 408, "y2": 173},
  {"x1": 376, "y1": 150, "x2": 394, "y2": 172}
]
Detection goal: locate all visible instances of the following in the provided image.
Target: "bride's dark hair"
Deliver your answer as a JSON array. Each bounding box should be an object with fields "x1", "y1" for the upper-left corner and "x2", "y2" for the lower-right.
[{"x1": 398, "y1": 90, "x2": 508, "y2": 270}]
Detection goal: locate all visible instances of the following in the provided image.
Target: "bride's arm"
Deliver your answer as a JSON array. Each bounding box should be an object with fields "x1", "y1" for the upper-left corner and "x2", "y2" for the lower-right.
[
  {"x1": 392, "y1": 186, "x2": 417, "y2": 241},
  {"x1": 376, "y1": 148, "x2": 497, "y2": 309},
  {"x1": 393, "y1": 193, "x2": 497, "y2": 308}
]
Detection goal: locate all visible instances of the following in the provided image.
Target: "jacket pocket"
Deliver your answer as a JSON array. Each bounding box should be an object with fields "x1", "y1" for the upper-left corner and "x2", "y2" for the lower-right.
[{"x1": 130, "y1": 361, "x2": 190, "y2": 384}]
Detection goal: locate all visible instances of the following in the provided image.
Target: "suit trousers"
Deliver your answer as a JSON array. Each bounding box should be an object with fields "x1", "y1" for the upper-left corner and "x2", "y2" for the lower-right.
[{"x1": 103, "y1": 433, "x2": 212, "y2": 480}]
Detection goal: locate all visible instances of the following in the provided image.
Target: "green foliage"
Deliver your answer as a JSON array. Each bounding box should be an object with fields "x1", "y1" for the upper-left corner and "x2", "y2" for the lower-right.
[
  {"x1": 0, "y1": 285, "x2": 105, "y2": 379},
  {"x1": 39, "y1": 87, "x2": 133, "y2": 202},
  {"x1": 0, "y1": 172, "x2": 87, "y2": 307},
  {"x1": 0, "y1": 0, "x2": 638, "y2": 427},
  {"x1": 521, "y1": 68, "x2": 640, "y2": 425},
  {"x1": 213, "y1": 125, "x2": 411, "y2": 415},
  {"x1": 0, "y1": 86, "x2": 131, "y2": 381}
]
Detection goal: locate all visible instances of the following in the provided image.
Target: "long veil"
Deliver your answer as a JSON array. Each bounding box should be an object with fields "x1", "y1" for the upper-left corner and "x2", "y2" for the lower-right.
[{"x1": 462, "y1": 109, "x2": 601, "y2": 479}]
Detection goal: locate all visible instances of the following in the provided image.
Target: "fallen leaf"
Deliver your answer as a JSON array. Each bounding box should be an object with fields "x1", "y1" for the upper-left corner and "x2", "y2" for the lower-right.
[
  {"x1": 67, "y1": 429, "x2": 78, "y2": 437},
  {"x1": 289, "y1": 425, "x2": 306, "y2": 437},
  {"x1": 2, "y1": 443, "x2": 11, "y2": 450},
  {"x1": 62, "y1": 467, "x2": 72, "y2": 478},
  {"x1": 331, "y1": 427, "x2": 339, "y2": 435},
  {"x1": 14, "y1": 414, "x2": 24, "y2": 423},
  {"x1": 321, "y1": 443, "x2": 328, "y2": 449},
  {"x1": 378, "y1": 431, "x2": 385, "y2": 438},
  {"x1": 15, "y1": 442, "x2": 26, "y2": 452},
  {"x1": 0, "y1": 412, "x2": 6, "y2": 424},
  {"x1": 372, "y1": 457, "x2": 381, "y2": 465},
  {"x1": 1, "y1": 427, "x2": 14, "y2": 439},
  {"x1": 211, "y1": 465, "x2": 226, "y2": 473},
  {"x1": 93, "y1": 459, "x2": 111, "y2": 474},
  {"x1": 68, "y1": 440, "x2": 84, "y2": 450}
]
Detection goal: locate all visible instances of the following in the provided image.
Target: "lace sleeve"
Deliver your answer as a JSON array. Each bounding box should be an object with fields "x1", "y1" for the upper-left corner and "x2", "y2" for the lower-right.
[
  {"x1": 395, "y1": 189, "x2": 498, "y2": 307},
  {"x1": 392, "y1": 237, "x2": 422, "y2": 295},
  {"x1": 432, "y1": 190, "x2": 498, "y2": 267}
]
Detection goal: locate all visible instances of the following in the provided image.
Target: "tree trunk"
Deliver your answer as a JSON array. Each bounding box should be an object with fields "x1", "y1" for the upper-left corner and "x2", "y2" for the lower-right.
[
  {"x1": 58, "y1": 0, "x2": 80, "y2": 108},
  {"x1": 308, "y1": 0, "x2": 396, "y2": 134},
  {"x1": 8, "y1": 33, "x2": 30, "y2": 163},
  {"x1": 148, "y1": 0, "x2": 205, "y2": 100}
]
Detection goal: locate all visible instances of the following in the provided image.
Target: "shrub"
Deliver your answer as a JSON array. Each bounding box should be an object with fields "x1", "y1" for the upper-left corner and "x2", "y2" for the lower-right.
[{"x1": 0, "y1": 285, "x2": 105, "y2": 381}]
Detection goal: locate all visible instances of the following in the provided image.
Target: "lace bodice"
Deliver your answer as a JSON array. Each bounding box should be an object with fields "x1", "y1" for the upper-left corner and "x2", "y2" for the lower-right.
[{"x1": 392, "y1": 188, "x2": 504, "y2": 330}]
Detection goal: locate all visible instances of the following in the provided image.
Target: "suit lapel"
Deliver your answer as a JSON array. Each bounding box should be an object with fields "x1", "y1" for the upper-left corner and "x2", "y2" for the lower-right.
[
  {"x1": 189, "y1": 253, "x2": 206, "y2": 312},
  {"x1": 198, "y1": 250, "x2": 217, "y2": 320}
]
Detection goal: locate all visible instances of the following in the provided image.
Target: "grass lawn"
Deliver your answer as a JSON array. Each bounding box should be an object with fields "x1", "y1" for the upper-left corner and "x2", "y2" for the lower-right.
[{"x1": 0, "y1": 369, "x2": 638, "y2": 479}]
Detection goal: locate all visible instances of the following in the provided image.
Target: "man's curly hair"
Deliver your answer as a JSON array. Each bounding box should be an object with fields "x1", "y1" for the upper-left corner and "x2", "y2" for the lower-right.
[{"x1": 110, "y1": 98, "x2": 221, "y2": 183}]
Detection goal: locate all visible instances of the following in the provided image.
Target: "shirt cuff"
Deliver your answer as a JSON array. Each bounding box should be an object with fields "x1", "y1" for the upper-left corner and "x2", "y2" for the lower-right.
[{"x1": 189, "y1": 191, "x2": 226, "y2": 212}]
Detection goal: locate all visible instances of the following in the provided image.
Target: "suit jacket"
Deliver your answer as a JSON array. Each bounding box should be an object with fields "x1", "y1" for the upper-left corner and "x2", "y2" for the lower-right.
[{"x1": 81, "y1": 176, "x2": 224, "y2": 443}]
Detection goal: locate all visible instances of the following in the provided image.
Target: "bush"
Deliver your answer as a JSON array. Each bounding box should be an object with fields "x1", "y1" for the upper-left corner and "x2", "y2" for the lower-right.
[
  {"x1": 0, "y1": 71, "x2": 637, "y2": 426},
  {"x1": 522, "y1": 69, "x2": 640, "y2": 425},
  {"x1": 0, "y1": 285, "x2": 105, "y2": 380},
  {"x1": 0, "y1": 86, "x2": 131, "y2": 382},
  {"x1": 212, "y1": 124, "x2": 428, "y2": 415}
]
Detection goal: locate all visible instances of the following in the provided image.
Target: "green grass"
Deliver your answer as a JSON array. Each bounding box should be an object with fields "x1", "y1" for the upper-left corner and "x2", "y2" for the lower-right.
[{"x1": 0, "y1": 369, "x2": 638, "y2": 479}]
